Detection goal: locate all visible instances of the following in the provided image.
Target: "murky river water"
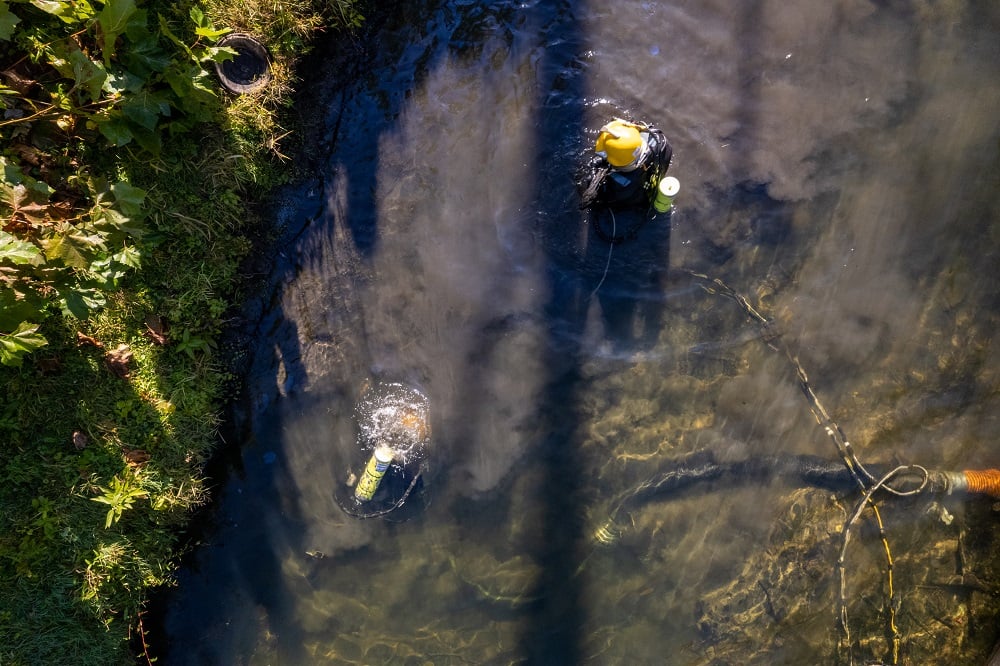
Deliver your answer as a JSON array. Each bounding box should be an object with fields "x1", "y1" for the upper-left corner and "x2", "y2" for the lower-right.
[{"x1": 153, "y1": 1, "x2": 1000, "y2": 664}]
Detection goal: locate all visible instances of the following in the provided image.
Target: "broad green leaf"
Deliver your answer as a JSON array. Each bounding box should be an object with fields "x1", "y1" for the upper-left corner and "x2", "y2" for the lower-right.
[
  {"x1": 188, "y1": 5, "x2": 230, "y2": 41},
  {"x1": 97, "y1": 116, "x2": 134, "y2": 146},
  {"x1": 194, "y1": 25, "x2": 230, "y2": 40},
  {"x1": 129, "y1": 123, "x2": 162, "y2": 155},
  {"x1": 40, "y1": 226, "x2": 105, "y2": 269},
  {"x1": 60, "y1": 286, "x2": 106, "y2": 319},
  {"x1": 121, "y1": 89, "x2": 170, "y2": 130},
  {"x1": 91, "y1": 244, "x2": 141, "y2": 287},
  {"x1": 2, "y1": 180, "x2": 52, "y2": 221},
  {"x1": 0, "y1": 289, "x2": 43, "y2": 331},
  {"x1": 97, "y1": 0, "x2": 137, "y2": 64},
  {"x1": 203, "y1": 45, "x2": 237, "y2": 64},
  {"x1": 29, "y1": 0, "x2": 67, "y2": 17},
  {"x1": 68, "y1": 48, "x2": 108, "y2": 102},
  {"x1": 113, "y1": 244, "x2": 141, "y2": 269},
  {"x1": 191, "y1": 8, "x2": 232, "y2": 42},
  {"x1": 104, "y1": 67, "x2": 144, "y2": 94},
  {"x1": 121, "y1": 26, "x2": 171, "y2": 76},
  {"x1": 0, "y1": 231, "x2": 42, "y2": 265},
  {"x1": 68, "y1": 0, "x2": 95, "y2": 21},
  {"x1": 1, "y1": 156, "x2": 27, "y2": 185},
  {"x1": 164, "y1": 65, "x2": 219, "y2": 122},
  {"x1": 0, "y1": 321, "x2": 47, "y2": 367},
  {"x1": 30, "y1": 0, "x2": 93, "y2": 23},
  {"x1": 1, "y1": 158, "x2": 55, "y2": 207},
  {"x1": 110, "y1": 181, "x2": 146, "y2": 217},
  {"x1": 0, "y1": 2, "x2": 21, "y2": 41},
  {"x1": 96, "y1": 206, "x2": 145, "y2": 239}
]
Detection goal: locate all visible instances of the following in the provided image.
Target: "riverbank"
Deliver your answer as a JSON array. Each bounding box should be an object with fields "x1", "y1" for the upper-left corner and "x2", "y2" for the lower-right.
[{"x1": 0, "y1": 1, "x2": 360, "y2": 663}]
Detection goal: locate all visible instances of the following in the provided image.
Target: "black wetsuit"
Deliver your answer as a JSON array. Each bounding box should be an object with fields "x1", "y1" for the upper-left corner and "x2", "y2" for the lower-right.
[{"x1": 579, "y1": 128, "x2": 673, "y2": 212}]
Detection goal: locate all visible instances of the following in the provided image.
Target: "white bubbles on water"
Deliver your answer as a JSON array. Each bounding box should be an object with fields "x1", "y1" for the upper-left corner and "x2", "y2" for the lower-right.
[{"x1": 355, "y1": 382, "x2": 431, "y2": 466}]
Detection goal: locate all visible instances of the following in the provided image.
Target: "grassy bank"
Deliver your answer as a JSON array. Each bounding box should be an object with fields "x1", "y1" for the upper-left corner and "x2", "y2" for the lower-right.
[{"x1": 0, "y1": 0, "x2": 360, "y2": 663}]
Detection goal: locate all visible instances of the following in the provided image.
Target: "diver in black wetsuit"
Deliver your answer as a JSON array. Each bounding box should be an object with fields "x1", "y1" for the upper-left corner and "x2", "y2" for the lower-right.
[{"x1": 578, "y1": 118, "x2": 674, "y2": 243}]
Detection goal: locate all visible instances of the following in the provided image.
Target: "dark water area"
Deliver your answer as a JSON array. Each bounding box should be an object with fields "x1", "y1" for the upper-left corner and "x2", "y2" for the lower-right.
[{"x1": 150, "y1": 1, "x2": 1000, "y2": 664}]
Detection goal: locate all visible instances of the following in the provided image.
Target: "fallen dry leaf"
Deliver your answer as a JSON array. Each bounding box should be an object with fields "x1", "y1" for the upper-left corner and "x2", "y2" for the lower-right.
[
  {"x1": 144, "y1": 314, "x2": 167, "y2": 345},
  {"x1": 124, "y1": 449, "x2": 150, "y2": 467},
  {"x1": 1, "y1": 66, "x2": 38, "y2": 96},
  {"x1": 105, "y1": 343, "x2": 133, "y2": 378},
  {"x1": 77, "y1": 331, "x2": 104, "y2": 348}
]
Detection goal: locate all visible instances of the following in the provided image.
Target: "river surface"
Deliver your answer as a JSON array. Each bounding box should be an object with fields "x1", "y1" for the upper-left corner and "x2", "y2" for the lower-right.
[{"x1": 153, "y1": 1, "x2": 1000, "y2": 664}]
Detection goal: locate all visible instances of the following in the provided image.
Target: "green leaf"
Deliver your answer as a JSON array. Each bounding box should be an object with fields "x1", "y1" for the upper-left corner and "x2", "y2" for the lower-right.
[
  {"x1": 104, "y1": 67, "x2": 144, "y2": 95},
  {"x1": 121, "y1": 89, "x2": 170, "y2": 130},
  {"x1": 194, "y1": 25, "x2": 230, "y2": 40},
  {"x1": 129, "y1": 123, "x2": 162, "y2": 155},
  {"x1": 97, "y1": 116, "x2": 134, "y2": 146},
  {"x1": 1, "y1": 158, "x2": 55, "y2": 203},
  {"x1": 40, "y1": 226, "x2": 105, "y2": 269},
  {"x1": 30, "y1": 0, "x2": 67, "y2": 18},
  {"x1": 0, "y1": 289, "x2": 43, "y2": 331},
  {"x1": 0, "y1": 321, "x2": 47, "y2": 367},
  {"x1": 1, "y1": 170, "x2": 52, "y2": 221},
  {"x1": 121, "y1": 27, "x2": 171, "y2": 76},
  {"x1": 164, "y1": 65, "x2": 219, "y2": 122},
  {"x1": 97, "y1": 0, "x2": 137, "y2": 64},
  {"x1": 0, "y1": 231, "x2": 42, "y2": 265},
  {"x1": 60, "y1": 286, "x2": 106, "y2": 319},
  {"x1": 29, "y1": 0, "x2": 94, "y2": 22},
  {"x1": 203, "y1": 45, "x2": 237, "y2": 64},
  {"x1": 0, "y1": 2, "x2": 21, "y2": 41},
  {"x1": 110, "y1": 181, "x2": 146, "y2": 217},
  {"x1": 1, "y1": 156, "x2": 29, "y2": 187},
  {"x1": 69, "y1": 0, "x2": 95, "y2": 21},
  {"x1": 113, "y1": 244, "x2": 141, "y2": 269},
  {"x1": 96, "y1": 206, "x2": 145, "y2": 240},
  {"x1": 68, "y1": 48, "x2": 108, "y2": 102},
  {"x1": 191, "y1": 8, "x2": 232, "y2": 42},
  {"x1": 189, "y1": 6, "x2": 205, "y2": 27}
]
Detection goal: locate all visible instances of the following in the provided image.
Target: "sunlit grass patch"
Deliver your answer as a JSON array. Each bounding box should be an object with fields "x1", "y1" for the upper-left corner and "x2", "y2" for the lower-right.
[{"x1": 0, "y1": 0, "x2": 362, "y2": 662}]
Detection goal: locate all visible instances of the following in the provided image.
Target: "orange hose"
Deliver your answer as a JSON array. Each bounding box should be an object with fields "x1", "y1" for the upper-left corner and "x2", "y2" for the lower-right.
[{"x1": 963, "y1": 469, "x2": 1000, "y2": 498}]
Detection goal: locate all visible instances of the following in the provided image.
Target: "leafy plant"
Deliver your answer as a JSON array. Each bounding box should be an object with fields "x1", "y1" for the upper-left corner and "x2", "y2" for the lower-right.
[
  {"x1": 30, "y1": 496, "x2": 59, "y2": 540},
  {"x1": 0, "y1": 2, "x2": 235, "y2": 365},
  {"x1": 174, "y1": 326, "x2": 215, "y2": 358},
  {"x1": 91, "y1": 470, "x2": 148, "y2": 528},
  {"x1": 0, "y1": 320, "x2": 46, "y2": 366},
  {"x1": 0, "y1": 0, "x2": 364, "y2": 662}
]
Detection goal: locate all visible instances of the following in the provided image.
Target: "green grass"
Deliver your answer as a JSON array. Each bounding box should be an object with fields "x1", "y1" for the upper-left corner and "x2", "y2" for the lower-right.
[{"x1": 0, "y1": 0, "x2": 361, "y2": 663}]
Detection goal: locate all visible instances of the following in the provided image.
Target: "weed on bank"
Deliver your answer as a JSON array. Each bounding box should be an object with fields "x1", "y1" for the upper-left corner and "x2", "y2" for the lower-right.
[{"x1": 0, "y1": 0, "x2": 360, "y2": 663}]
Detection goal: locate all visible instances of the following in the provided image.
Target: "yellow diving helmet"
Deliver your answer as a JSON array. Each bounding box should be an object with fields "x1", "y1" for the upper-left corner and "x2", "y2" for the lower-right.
[{"x1": 595, "y1": 119, "x2": 643, "y2": 168}]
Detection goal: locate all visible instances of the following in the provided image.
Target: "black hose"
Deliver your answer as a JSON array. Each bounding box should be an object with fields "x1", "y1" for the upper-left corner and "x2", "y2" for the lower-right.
[{"x1": 611, "y1": 450, "x2": 927, "y2": 518}]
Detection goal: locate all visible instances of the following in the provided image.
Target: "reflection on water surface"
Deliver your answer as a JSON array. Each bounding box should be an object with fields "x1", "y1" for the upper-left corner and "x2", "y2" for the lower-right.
[{"x1": 154, "y1": 1, "x2": 1000, "y2": 664}]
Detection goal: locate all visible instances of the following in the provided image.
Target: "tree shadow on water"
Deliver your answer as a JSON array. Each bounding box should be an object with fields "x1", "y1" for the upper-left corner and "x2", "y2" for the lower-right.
[
  {"x1": 147, "y1": 304, "x2": 311, "y2": 665},
  {"x1": 516, "y1": 2, "x2": 686, "y2": 661},
  {"x1": 517, "y1": 1, "x2": 591, "y2": 663}
]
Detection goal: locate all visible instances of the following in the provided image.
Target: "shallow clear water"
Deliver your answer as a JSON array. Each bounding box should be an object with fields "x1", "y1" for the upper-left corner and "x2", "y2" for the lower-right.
[{"x1": 155, "y1": 1, "x2": 1000, "y2": 664}]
